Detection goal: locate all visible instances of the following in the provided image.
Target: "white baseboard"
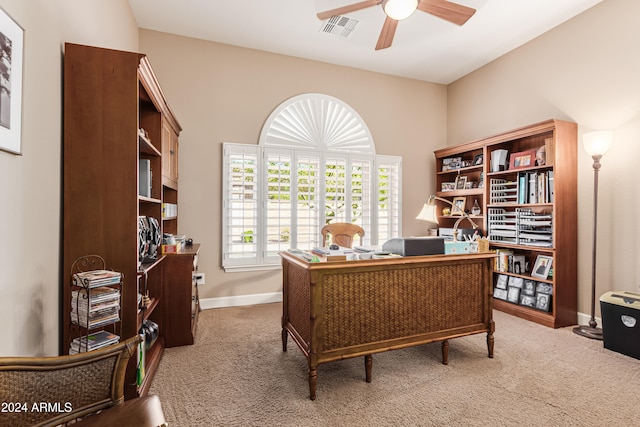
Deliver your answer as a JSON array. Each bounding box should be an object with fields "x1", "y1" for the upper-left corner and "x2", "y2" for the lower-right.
[
  {"x1": 199, "y1": 292, "x2": 282, "y2": 310},
  {"x1": 200, "y1": 295, "x2": 602, "y2": 328},
  {"x1": 576, "y1": 311, "x2": 602, "y2": 328}
]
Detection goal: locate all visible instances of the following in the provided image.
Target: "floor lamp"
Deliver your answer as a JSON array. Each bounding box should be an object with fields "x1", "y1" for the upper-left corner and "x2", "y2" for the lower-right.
[{"x1": 573, "y1": 130, "x2": 613, "y2": 340}]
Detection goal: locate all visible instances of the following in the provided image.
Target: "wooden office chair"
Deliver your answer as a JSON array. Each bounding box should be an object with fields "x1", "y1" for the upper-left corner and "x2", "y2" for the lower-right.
[
  {"x1": 321, "y1": 222, "x2": 365, "y2": 248},
  {"x1": 0, "y1": 334, "x2": 167, "y2": 427}
]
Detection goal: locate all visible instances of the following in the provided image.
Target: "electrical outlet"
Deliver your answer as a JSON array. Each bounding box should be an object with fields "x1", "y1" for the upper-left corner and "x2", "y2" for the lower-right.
[{"x1": 195, "y1": 273, "x2": 205, "y2": 285}]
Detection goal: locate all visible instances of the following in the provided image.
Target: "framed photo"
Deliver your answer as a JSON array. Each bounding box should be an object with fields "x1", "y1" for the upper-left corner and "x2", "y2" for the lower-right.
[
  {"x1": 493, "y1": 288, "x2": 508, "y2": 300},
  {"x1": 451, "y1": 197, "x2": 466, "y2": 216},
  {"x1": 495, "y1": 274, "x2": 508, "y2": 289},
  {"x1": 520, "y1": 294, "x2": 536, "y2": 307},
  {"x1": 455, "y1": 175, "x2": 467, "y2": 190},
  {"x1": 441, "y1": 182, "x2": 456, "y2": 192},
  {"x1": 535, "y1": 293, "x2": 551, "y2": 312},
  {"x1": 507, "y1": 286, "x2": 521, "y2": 304},
  {"x1": 508, "y1": 149, "x2": 537, "y2": 170},
  {"x1": 0, "y1": 6, "x2": 24, "y2": 155},
  {"x1": 535, "y1": 282, "x2": 553, "y2": 295},
  {"x1": 442, "y1": 156, "x2": 462, "y2": 171},
  {"x1": 508, "y1": 276, "x2": 524, "y2": 289},
  {"x1": 531, "y1": 255, "x2": 553, "y2": 279},
  {"x1": 473, "y1": 153, "x2": 483, "y2": 165},
  {"x1": 522, "y1": 279, "x2": 536, "y2": 296}
]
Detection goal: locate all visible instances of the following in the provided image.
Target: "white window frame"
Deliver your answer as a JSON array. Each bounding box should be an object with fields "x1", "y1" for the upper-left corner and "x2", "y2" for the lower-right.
[{"x1": 222, "y1": 144, "x2": 401, "y2": 271}]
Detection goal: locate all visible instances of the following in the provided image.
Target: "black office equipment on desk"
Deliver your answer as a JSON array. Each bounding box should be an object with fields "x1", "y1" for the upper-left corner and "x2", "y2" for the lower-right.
[{"x1": 381, "y1": 237, "x2": 445, "y2": 256}]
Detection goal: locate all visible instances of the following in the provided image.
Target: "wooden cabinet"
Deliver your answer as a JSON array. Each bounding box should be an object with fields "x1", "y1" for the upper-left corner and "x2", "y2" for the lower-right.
[
  {"x1": 162, "y1": 118, "x2": 179, "y2": 189},
  {"x1": 434, "y1": 119, "x2": 577, "y2": 328},
  {"x1": 62, "y1": 43, "x2": 182, "y2": 399},
  {"x1": 162, "y1": 244, "x2": 201, "y2": 347}
]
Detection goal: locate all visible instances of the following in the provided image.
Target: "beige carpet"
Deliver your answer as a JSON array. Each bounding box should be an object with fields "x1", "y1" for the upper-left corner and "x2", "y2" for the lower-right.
[{"x1": 150, "y1": 303, "x2": 639, "y2": 426}]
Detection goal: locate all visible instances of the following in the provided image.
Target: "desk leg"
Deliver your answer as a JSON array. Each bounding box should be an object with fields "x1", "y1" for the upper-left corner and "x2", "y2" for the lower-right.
[
  {"x1": 441, "y1": 340, "x2": 449, "y2": 365},
  {"x1": 487, "y1": 332, "x2": 494, "y2": 358},
  {"x1": 487, "y1": 319, "x2": 495, "y2": 358},
  {"x1": 281, "y1": 328, "x2": 288, "y2": 352},
  {"x1": 309, "y1": 367, "x2": 317, "y2": 400},
  {"x1": 364, "y1": 355, "x2": 372, "y2": 382}
]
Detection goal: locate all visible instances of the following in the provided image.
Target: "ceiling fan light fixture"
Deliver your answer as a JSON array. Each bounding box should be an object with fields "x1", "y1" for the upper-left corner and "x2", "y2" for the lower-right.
[{"x1": 382, "y1": 0, "x2": 418, "y2": 21}]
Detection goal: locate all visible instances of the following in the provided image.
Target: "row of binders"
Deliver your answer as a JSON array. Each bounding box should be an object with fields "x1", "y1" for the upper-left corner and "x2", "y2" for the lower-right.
[
  {"x1": 517, "y1": 171, "x2": 554, "y2": 204},
  {"x1": 489, "y1": 171, "x2": 554, "y2": 206}
]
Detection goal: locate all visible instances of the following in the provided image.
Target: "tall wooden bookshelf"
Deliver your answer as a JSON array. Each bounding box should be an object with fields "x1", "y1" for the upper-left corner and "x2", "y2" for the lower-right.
[
  {"x1": 62, "y1": 43, "x2": 182, "y2": 398},
  {"x1": 435, "y1": 119, "x2": 577, "y2": 328}
]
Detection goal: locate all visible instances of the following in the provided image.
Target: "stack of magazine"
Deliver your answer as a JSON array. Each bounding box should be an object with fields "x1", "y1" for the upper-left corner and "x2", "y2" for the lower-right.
[
  {"x1": 71, "y1": 286, "x2": 121, "y2": 329},
  {"x1": 72, "y1": 269, "x2": 122, "y2": 288},
  {"x1": 69, "y1": 330, "x2": 120, "y2": 354}
]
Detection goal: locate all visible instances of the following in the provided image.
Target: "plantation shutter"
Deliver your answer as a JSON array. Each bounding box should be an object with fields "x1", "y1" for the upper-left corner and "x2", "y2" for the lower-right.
[
  {"x1": 349, "y1": 157, "x2": 373, "y2": 245},
  {"x1": 294, "y1": 151, "x2": 321, "y2": 250},
  {"x1": 263, "y1": 149, "x2": 293, "y2": 263},
  {"x1": 375, "y1": 155, "x2": 402, "y2": 245},
  {"x1": 222, "y1": 144, "x2": 260, "y2": 267}
]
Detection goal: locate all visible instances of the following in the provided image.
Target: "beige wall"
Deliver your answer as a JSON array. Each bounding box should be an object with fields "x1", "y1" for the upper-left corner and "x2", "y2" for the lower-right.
[
  {"x1": 448, "y1": 0, "x2": 640, "y2": 319},
  {"x1": 138, "y1": 30, "x2": 447, "y2": 303},
  {"x1": 0, "y1": 0, "x2": 139, "y2": 356}
]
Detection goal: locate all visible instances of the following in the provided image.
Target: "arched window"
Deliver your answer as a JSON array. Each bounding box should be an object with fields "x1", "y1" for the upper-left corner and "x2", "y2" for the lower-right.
[{"x1": 222, "y1": 94, "x2": 401, "y2": 271}]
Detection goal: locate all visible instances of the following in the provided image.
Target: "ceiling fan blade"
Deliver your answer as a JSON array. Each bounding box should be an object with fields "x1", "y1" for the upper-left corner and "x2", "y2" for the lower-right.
[
  {"x1": 317, "y1": 0, "x2": 381, "y2": 20},
  {"x1": 375, "y1": 16, "x2": 398, "y2": 50},
  {"x1": 417, "y1": 0, "x2": 476, "y2": 26}
]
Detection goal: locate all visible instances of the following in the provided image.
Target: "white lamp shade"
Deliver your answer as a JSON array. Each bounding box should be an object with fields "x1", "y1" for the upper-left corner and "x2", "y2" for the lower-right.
[
  {"x1": 583, "y1": 131, "x2": 613, "y2": 157},
  {"x1": 382, "y1": 0, "x2": 418, "y2": 20},
  {"x1": 416, "y1": 202, "x2": 438, "y2": 224}
]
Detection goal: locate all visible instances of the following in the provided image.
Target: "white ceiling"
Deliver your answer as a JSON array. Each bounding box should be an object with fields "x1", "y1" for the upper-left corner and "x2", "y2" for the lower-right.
[{"x1": 127, "y1": 0, "x2": 602, "y2": 85}]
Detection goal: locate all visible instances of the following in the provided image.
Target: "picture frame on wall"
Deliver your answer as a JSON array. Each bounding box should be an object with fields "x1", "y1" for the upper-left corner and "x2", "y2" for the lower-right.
[
  {"x1": 0, "y1": 6, "x2": 24, "y2": 155},
  {"x1": 531, "y1": 255, "x2": 553, "y2": 279}
]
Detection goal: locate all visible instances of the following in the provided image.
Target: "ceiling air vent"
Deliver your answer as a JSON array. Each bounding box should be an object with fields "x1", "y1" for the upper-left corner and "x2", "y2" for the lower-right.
[{"x1": 320, "y1": 15, "x2": 359, "y2": 38}]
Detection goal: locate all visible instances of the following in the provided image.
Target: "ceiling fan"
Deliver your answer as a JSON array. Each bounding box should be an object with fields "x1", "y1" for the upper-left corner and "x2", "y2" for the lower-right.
[{"x1": 317, "y1": 0, "x2": 476, "y2": 50}]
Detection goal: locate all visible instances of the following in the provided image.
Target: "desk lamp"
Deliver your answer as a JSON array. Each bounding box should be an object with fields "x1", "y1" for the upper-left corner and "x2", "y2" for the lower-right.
[
  {"x1": 416, "y1": 195, "x2": 480, "y2": 241},
  {"x1": 573, "y1": 130, "x2": 613, "y2": 340}
]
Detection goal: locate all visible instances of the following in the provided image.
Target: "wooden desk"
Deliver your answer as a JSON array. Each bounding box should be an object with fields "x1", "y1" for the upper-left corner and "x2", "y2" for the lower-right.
[{"x1": 280, "y1": 251, "x2": 496, "y2": 400}]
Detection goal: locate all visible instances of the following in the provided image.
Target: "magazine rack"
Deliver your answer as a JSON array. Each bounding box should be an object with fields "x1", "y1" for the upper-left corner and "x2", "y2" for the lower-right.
[{"x1": 69, "y1": 255, "x2": 123, "y2": 353}]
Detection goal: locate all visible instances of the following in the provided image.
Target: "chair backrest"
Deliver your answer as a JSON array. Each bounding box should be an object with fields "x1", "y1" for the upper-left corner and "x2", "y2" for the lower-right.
[
  {"x1": 321, "y1": 223, "x2": 365, "y2": 248},
  {"x1": 0, "y1": 334, "x2": 141, "y2": 427}
]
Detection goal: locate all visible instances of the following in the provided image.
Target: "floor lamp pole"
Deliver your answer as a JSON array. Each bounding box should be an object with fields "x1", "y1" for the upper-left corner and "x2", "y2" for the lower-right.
[{"x1": 573, "y1": 154, "x2": 604, "y2": 340}]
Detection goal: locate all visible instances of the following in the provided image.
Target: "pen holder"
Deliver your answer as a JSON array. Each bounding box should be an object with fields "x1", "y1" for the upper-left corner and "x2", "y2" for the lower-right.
[{"x1": 477, "y1": 239, "x2": 490, "y2": 253}]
